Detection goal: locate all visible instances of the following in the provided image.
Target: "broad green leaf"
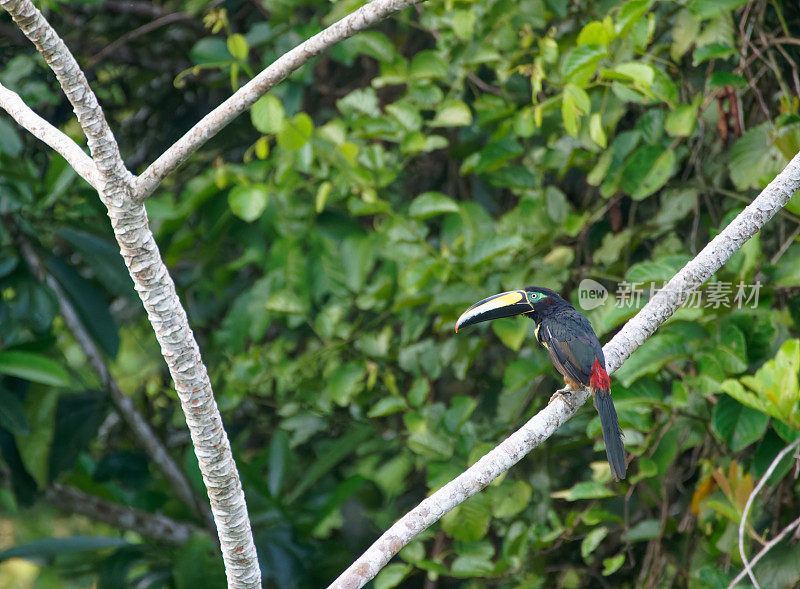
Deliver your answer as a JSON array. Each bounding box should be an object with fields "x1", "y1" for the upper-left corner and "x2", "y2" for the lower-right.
[
  {"x1": 581, "y1": 526, "x2": 608, "y2": 560},
  {"x1": 688, "y1": 0, "x2": 748, "y2": 19},
  {"x1": 276, "y1": 112, "x2": 313, "y2": 150},
  {"x1": 0, "y1": 118, "x2": 23, "y2": 157},
  {"x1": 374, "y1": 563, "x2": 412, "y2": 589},
  {"x1": 552, "y1": 481, "x2": 616, "y2": 500},
  {"x1": 623, "y1": 519, "x2": 660, "y2": 542},
  {"x1": 0, "y1": 389, "x2": 29, "y2": 434},
  {"x1": 409, "y1": 50, "x2": 448, "y2": 80},
  {"x1": 491, "y1": 317, "x2": 529, "y2": 352},
  {"x1": 226, "y1": 34, "x2": 248, "y2": 61},
  {"x1": 577, "y1": 21, "x2": 612, "y2": 46},
  {"x1": 615, "y1": 0, "x2": 654, "y2": 35},
  {"x1": 430, "y1": 99, "x2": 472, "y2": 127},
  {"x1": 603, "y1": 553, "x2": 626, "y2": 576},
  {"x1": 693, "y1": 43, "x2": 735, "y2": 65},
  {"x1": 670, "y1": 10, "x2": 700, "y2": 61},
  {"x1": 729, "y1": 124, "x2": 785, "y2": 190},
  {"x1": 17, "y1": 388, "x2": 60, "y2": 486},
  {"x1": 409, "y1": 192, "x2": 460, "y2": 219},
  {"x1": 712, "y1": 394, "x2": 769, "y2": 451},
  {"x1": 326, "y1": 362, "x2": 366, "y2": 406},
  {"x1": 665, "y1": 104, "x2": 697, "y2": 137},
  {"x1": 0, "y1": 536, "x2": 130, "y2": 562},
  {"x1": 251, "y1": 94, "x2": 285, "y2": 134},
  {"x1": 620, "y1": 145, "x2": 675, "y2": 200},
  {"x1": 442, "y1": 495, "x2": 491, "y2": 541},
  {"x1": 590, "y1": 113, "x2": 607, "y2": 148},
  {"x1": 228, "y1": 184, "x2": 269, "y2": 222},
  {"x1": 368, "y1": 396, "x2": 408, "y2": 418},
  {"x1": 561, "y1": 45, "x2": 606, "y2": 85},
  {"x1": 491, "y1": 480, "x2": 532, "y2": 518},
  {"x1": 0, "y1": 351, "x2": 70, "y2": 387},
  {"x1": 190, "y1": 38, "x2": 232, "y2": 64}
]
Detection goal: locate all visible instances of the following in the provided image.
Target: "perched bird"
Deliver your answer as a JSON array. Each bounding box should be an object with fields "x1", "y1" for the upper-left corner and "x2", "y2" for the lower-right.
[{"x1": 455, "y1": 286, "x2": 626, "y2": 480}]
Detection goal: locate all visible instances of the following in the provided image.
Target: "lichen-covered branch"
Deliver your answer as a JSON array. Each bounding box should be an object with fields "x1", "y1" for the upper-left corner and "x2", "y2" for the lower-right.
[
  {"x1": 134, "y1": 0, "x2": 424, "y2": 199},
  {"x1": 1, "y1": 0, "x2": 259, "y2": 585},
  {"x1": 328, "y1": 151, "x2": 800, "y2": 589},
  {"x1": 0, "y1": 81, "x2": 99, "y2": 188},
  {"x1": 45, "y1": 484, "x2": 200, "y2": 545}
]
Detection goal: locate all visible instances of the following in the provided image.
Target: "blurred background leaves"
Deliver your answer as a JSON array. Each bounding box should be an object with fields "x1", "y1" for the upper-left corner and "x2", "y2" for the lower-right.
[{"x1": 1, "y1": 0, "x2": 800, "y2": 587}]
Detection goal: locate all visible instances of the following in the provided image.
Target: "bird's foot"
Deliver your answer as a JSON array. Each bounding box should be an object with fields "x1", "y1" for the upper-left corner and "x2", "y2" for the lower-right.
[{"x1": 549, "y1": 387, "x2": 575, "y2": 410}]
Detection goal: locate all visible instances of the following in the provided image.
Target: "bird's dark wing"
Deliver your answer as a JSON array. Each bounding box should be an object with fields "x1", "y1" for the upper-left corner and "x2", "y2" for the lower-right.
[{"x1": 537, "y1": 311, "x2": 604, "y2": 387}]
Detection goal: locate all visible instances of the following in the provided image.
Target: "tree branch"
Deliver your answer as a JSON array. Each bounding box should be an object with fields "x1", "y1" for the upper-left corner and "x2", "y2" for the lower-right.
[
  {"x1": 0, "y1": 81, "x2": 99, "y2": 189},
  {"x1": 328, "y1": 150, "x2": 800, "y2": 589},
  {"x1": 11, "y1": 225, "x2": 214, "y2": 533},
  {"x1": 2, "y1": 0, "x2": 260, "y2": 585},
  {"x1": 45, "y1": 483, "x2": 200, "y2": 545},
  {"x1": 134, "y1": 0, "x2": 424, "y2": 200},
  {"x1": 732, "y1": 436, "x2": 800, "y2": 589}
]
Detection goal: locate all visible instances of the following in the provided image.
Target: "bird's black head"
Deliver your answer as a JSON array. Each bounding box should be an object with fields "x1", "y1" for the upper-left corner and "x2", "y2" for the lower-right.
[{"x1": 455, "y1": 285, "x2": 573, "y2": 332}]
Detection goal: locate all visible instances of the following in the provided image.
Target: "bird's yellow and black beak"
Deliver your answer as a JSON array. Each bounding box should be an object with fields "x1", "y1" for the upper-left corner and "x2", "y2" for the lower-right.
[{"x1": 455, "y1": 290, "x2": 532, "y2": 332}]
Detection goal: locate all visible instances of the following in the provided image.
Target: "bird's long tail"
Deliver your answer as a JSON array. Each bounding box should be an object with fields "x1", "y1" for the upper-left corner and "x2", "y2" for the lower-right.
[{"x1": 590, "y1": 360, "x2": 626, "y2": 480}]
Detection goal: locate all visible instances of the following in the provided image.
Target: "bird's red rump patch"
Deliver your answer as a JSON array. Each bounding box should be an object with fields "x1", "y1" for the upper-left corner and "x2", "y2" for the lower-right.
[{"x1": 590, "y1": 357, "x2": 610, "y2": 391}]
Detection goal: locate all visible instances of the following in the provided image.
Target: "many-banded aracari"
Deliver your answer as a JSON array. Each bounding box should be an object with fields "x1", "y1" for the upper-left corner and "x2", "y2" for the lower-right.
[{"x1": 455, "y1": 286, "x2": 626, "y2": 480}]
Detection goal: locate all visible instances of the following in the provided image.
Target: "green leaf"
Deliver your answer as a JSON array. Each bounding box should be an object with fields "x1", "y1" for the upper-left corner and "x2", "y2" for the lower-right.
[
  {"x1": 581, "y1": 526, "x2": 608, "y2": 560},
  {"x1": 665, "y1": 104, "x2": 697, "y2": 137},
  {"x1": 442, "y1": 495, "x2": 491, "y2": 541},
  {"x1": 561, "y1": 45, "x2": 606, "y2": 85},
  {"x1": 620, "y1": 145, "x2": 675, "y2": 200},
  {"x1": 603, "y1": 62, "x2": 655, "y2": 90},
  {"x1": 688, "y1": 0, "x2": 748, "y2": 19},
  {"x1": 374, "y1": 563, "x2": 412, "y2": 589},
  {"x1": 729, "y1": 124, "x2": 785, "y2": 190},
  {"x1": 251, "y1": 94, "x2": 285, "y2": 134},
  {"x1": 491, "y1": 317, "x2": 529, "y2": 352},
  {"x1": 0, "y1": 351, "x2": 70, "y2": 387},
  {"x1": 603, "y1": 553, "x2": 626, "y2": 575},
  {"x1": 552, "y1": 481, "x2": 616, "y2": 501},
  {"x1": 276, "y1": 112, "x2": 313, "y2": 151},
  {"x1": 589, "y1": 113, "x2": 607, "y2": 148},
  {"x1": 226, "y1": 34, "x2": 248, "y2": 61},
  {"x1": 0, "y1": 118, "x2": 23, "y2": 157},
  {"x1": 326, "y1": 362, "x2": 366, "y2": 406},
  {"x1": 49, "y1": 391, "x2": 107, "y2": 480},
  {"x1": 692, "y1": 43, "x2": 735, "y2": 65},
  {"x1": 577, "y1": 21, "x2": 613, "y2": 47},
  {"x1": 0, "y1": 389, "x2": 29, "y2": 434},
  {"x1": 0, "y1": 536, "x2": 130, "y2": 562},
  {"x1": 409, "y1": 51, "x2": 448, "y2": 80},
  {"x1": 623, "y1": 519, "x2": 660, "y2": 542},
  {"x1": 615, "y1": 0, "x2": 654, "y2": 35},
  {"x1": 368, "y1": 396, "x2": 407, "y2": 418},
  {"x1": 17, "y1": 388, "x2": 60, "y2": 486},
  {"x1": 443, "y1": 395, "x2": 477, "y2": 432},
  {"x1": 491, "y1": 480, "x2": 532, "y2": 518},
  {"x1": 670, "y1": 10, "x2": 700, "y2": 61},
  {"x1": 228, "y1": 184, "x2": 269, "y2": 222},
  {"x1": 409, "y1": 192, "x2": 460, "y2": 219},
  {"x1": 562, "y1": 83, "x2": 591, "y2": 137},
  {"x1": 712, "y1": 394, "x2": 769, "y2": 451},
  {"x1": 430, "y1": 99, "x2": 472, "y2": 127},
  {"x1": 190, "y1": 38, "x2": 232, "y2": 64}
]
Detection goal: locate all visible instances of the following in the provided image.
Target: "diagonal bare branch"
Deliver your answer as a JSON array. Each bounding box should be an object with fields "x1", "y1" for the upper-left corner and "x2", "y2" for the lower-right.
[
  {"x1": 0, "y1": 81, "x2": 99, "y2": 188},
  {"x1": 328, "y1": 150, "x2": 800, "y2": 589},
  {"x1": 45, "y1": 483, "x2": 201, "y2": 545},
  {"x1": 134, "y1": 0, "x2": 424, "y2": 200},
  {"x1": 11, "y1": 224, "x2": 214, "y2": 532}
]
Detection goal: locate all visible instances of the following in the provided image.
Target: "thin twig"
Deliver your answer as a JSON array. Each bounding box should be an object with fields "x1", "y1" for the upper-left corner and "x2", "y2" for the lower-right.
[
  {"x1": 89, "y1": 12, "x2": 197, "y2": 66},
  {"x1": 733, "y1": 436, "x2": 800, "y2": 589}
]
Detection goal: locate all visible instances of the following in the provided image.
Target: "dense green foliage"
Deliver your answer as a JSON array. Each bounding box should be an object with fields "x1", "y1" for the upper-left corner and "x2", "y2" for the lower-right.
[{"x1": 1, "y1": 0, "x2": 800, "y2": 587}]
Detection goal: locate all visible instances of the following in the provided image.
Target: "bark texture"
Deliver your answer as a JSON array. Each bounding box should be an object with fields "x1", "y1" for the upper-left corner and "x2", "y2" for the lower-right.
[
  {"x1": 0, "y1": 0, "x2": 260, "y2": 585},
  {"x1": 328, "y1": 150, "x2": 800, "y2": 589}
]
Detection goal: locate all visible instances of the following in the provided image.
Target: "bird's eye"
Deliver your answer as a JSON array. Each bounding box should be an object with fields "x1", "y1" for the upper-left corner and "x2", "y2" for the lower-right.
[{"x1": 526, "y1": 292, "x2": 540, "y2": 304}]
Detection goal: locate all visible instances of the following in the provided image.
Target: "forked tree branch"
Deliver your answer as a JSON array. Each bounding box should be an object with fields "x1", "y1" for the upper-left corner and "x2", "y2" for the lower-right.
[
  {"x1": 0, "y1": 81, "x2": 99, "y2": 188},
  {"x1": 329, "y1": 152, "x2": 800, "y2": 589},
  {"x1": 1, "y1": 0, "x2": 259, "y2": 585},
  {"x1": 134, "y1": 0, "x2": 424, "y2": 199}
]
